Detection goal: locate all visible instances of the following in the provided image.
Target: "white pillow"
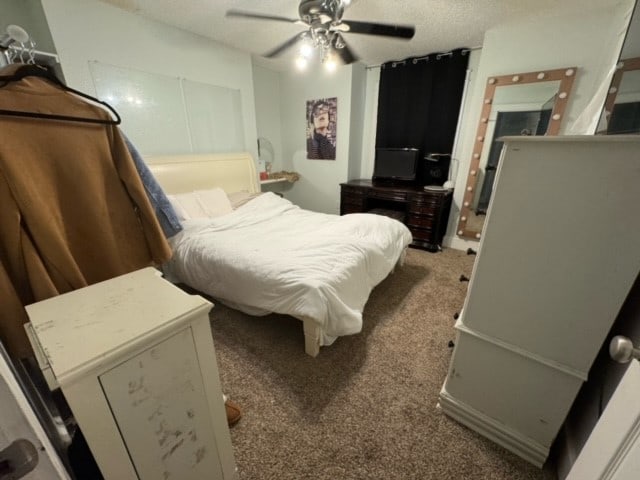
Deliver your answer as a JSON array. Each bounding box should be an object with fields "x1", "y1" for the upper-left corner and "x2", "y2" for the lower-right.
[
  {"x1": 167, "y1": 193, "x2": 206, "y2": 221},
  {"x1": 195, "y1": 188, "x2": 234, "y2": 217},
  {"x1": 227, "y1": 191, "x2": 262, "y2": 209},
  {"x1": 167, "y1": 188, "x2": 233, "y2": 220}
]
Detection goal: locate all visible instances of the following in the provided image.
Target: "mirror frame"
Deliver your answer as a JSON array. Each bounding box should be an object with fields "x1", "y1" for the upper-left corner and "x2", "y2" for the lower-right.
[
  {"x1": 598, "y1": 56, "x2": 640, "y2": 133},
  {"x1": 456, "y1": 67, "x2": 578, "y2": 240}
]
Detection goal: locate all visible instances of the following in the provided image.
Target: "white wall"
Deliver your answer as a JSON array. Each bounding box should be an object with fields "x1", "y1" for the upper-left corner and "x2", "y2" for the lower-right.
[
  {"x1": 2, "y1": 0, "x2": 57, "y2": 53},
  {"x1": 279, "y1": 63, "x2": 357, "y2": 214},
  {"x1": 446, "y1": 1, "x2": 634, "y2": 251},
  {"x1": 40, "y1": 0, "x2": 259, "y2": 161},
  {"x1": 253, "y1": 63, "x2": 284, "y2": 172},
  {"x1": 348, "y1": 62, "x2": 366, "y2": 180}
]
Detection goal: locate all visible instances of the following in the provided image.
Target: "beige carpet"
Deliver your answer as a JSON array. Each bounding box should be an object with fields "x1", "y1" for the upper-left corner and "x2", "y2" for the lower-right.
[{"x1": 209, "y1": 247, "x2": 545, "y2": 480}]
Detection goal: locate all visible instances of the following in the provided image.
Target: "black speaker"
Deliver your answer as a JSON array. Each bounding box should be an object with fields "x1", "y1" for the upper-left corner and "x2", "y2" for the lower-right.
[{"x1": 420, "y1": 153, "x2": 451, "y2": 186}]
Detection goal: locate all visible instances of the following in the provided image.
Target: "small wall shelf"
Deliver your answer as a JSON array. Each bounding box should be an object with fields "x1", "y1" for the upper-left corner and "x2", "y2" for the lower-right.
[{"x1": 260, "y1": 178, "x2": 287, "y2": 185}]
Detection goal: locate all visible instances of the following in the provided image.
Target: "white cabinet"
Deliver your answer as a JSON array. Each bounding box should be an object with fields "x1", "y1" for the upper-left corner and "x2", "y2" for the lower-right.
[
  {"x1": 439, "y1": 136, "x2": 640, "y2": 467},
  {"x1": 25, "y1": 267, "x2": 237, "y2": 480}
]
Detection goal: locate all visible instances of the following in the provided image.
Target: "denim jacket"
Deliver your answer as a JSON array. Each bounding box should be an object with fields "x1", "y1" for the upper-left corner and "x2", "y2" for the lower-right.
[{"x1": 122, "y1": 133, "x2": 183, "y2": 239}]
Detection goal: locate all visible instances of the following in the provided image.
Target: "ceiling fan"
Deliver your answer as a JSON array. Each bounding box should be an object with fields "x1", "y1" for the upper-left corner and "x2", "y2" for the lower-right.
[{"x1": 226, "y1": 0, "x2": 415, "y2": 67}]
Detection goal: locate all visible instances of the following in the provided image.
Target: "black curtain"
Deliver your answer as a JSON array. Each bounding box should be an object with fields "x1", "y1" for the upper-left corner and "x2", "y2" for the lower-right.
[{"x1": 375, "y1": 49, "x2": 469, "y2": 184}]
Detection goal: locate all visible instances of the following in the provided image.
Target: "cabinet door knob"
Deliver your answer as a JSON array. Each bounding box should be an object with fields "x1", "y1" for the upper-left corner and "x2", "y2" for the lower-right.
[{"x1": 609, "y1": 335, "x2": 640, "y2": 363}]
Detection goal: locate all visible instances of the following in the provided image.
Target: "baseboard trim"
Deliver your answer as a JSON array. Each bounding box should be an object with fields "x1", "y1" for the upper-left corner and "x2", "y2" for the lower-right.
[{"x1": 438, "y1": 388, "x2": 549, "y2": 467}]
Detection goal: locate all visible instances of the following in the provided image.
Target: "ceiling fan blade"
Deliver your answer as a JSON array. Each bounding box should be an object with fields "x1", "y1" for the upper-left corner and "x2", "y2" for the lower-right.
[
  {"x1": 332, "y1": 35, "x2": 358, "y2": 65},
  {"x1": 264, "y1": 32, "x2": 306, "y2": 58},
  {"x1": 340, "y1": 20, "x2": 415, "y2": 39},
  {"x1": 225, "y1": 9, "x2": 300, "y2": 25}
]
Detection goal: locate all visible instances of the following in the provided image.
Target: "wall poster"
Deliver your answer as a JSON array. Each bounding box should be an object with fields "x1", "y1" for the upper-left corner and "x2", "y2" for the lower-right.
[{"x1": 306, "y1": 97, "x2": 337, "y2": 160}]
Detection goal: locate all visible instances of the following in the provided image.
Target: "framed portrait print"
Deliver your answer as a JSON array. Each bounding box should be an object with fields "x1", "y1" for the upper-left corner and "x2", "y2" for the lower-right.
[{"x1": 306, "y1": 97, "x2": 337, "y2": 160}]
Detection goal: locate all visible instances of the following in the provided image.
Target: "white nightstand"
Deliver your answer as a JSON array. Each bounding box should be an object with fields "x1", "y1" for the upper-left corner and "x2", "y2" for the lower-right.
[{"x1": 25, "y1": 268, "x2": 237, "y2": 480}]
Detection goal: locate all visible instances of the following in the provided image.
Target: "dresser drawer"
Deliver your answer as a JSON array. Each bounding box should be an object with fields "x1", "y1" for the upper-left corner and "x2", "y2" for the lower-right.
[
  {"x1": 368, "y1": 189, "x2": 408, "y2": 202},
  {"x1": 409, "y1": 227, "x2": 436, "y2": 242},
  {"x1": 341, "y1": 192, "x2": 366, "y2": 207},
  {"x1": 408, "y1": 202, "x2": 439, "y2": 216},
  {"x1": 341, "y1": 186, "x2": 366, "y2": 196},
  {"x1": 407, "y1": 215, "x2": 435, "y2": 229},
  {"x1": 342, "y1": 205, "x2": 364, "y2": 215}
]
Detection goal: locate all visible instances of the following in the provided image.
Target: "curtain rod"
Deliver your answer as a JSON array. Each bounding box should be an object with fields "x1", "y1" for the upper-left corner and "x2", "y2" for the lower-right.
[{"x1": 365, "y1": 46, "x2": 482, "y2": 70}]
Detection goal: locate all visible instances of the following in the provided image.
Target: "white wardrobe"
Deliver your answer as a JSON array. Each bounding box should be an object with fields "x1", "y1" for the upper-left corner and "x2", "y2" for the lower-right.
[{"x1": 439, "y1": 136, "x2": 640, "y2": 466}]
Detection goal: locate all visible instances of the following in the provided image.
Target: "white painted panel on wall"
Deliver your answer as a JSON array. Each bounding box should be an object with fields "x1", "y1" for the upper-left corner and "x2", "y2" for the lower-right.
[
  {"x1": 89, "y1": 61, "x2": 191, "y2": 155},
  {"x1": 182, "y1": 79, "x2": 245, "y2": 153},
  {"x1": 89, "y1": 61, "x2": 246, "y2": 156}
]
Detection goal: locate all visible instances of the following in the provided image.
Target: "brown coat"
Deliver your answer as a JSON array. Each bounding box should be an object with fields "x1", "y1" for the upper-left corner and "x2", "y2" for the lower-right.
[{"x1": 0, "y1": 65, "x2": 171, "y2": 358}]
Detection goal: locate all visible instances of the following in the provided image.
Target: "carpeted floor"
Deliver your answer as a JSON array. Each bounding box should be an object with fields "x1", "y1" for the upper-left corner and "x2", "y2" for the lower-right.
[{"x1": 209, "y1": 247, "x2": 545, "y2": 480}]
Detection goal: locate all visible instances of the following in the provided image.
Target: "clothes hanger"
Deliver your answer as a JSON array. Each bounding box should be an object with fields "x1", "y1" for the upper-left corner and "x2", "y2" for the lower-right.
[{"x1": 0, "y1": 63, "x2": 121, "y2": 125}]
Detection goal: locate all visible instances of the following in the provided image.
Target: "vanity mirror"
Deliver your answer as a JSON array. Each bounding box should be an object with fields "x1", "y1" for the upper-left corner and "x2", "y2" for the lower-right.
[
  {"x1": 597, "y1": 2, "x2": 640, "y2": 134},
  {"x1": 456, "y1": 67, "x2": 577, "y2": 239}
]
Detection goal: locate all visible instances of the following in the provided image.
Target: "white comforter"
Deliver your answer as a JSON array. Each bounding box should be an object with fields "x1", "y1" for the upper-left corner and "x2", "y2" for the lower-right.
[{"x1": 166, "y1": 193, "x2": 412, "y2": 343}]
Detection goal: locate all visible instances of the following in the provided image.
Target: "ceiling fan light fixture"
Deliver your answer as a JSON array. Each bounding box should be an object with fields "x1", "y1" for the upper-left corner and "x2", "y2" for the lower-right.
[{"x1": 226, "y1": 0, "x2": 414, "y2": 68}]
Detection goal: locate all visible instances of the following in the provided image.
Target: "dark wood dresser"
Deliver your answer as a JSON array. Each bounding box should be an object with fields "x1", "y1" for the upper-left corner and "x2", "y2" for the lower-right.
[{"x1": 340, "y1": 179, "x2": 453, "y2": 252}]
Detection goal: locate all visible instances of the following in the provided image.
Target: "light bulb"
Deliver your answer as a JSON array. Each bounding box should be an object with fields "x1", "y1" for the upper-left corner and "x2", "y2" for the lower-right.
[
  {"x1": 300, "y1": 43, "x2": 313, "y2": 59},
  {"x1": 324, "y1": 58, "x2": 337, "y2": 72},
  {"x1": 295, "y1": 56, "x2": 308, "y2": 70}
]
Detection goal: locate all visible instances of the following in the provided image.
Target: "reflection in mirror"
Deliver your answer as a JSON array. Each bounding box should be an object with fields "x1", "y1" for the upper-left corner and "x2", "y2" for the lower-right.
[
  {"x1": 597, "y1": 1, "x2": 640, "y2": 134},
  {"x1": 597, "y1": 58, "x2": 640, "y2": 134},
  {"x1": 457, "y1": 67, "x2": 577, "y2": 239}
]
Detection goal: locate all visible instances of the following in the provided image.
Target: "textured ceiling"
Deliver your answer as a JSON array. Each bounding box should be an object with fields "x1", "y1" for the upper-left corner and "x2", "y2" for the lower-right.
[{"x1": 99, "y1": 0, "x2": 615, "y2": 68}]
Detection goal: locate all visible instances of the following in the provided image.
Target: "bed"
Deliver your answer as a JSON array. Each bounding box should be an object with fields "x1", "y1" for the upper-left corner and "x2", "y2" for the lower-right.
[{"x1": 146, "y1": 152, "x2": 413, "y2": 356}]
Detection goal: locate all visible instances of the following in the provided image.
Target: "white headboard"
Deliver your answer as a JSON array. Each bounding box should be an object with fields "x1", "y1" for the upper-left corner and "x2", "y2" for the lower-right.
[{"x1": 145, "y1": 152, "x2": 260, "y2": 194}]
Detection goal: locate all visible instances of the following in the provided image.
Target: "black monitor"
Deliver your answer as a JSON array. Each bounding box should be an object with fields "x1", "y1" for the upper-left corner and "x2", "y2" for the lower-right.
[{"x1": 372, "y1": 147, "x2": 419, "y2": 183}]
